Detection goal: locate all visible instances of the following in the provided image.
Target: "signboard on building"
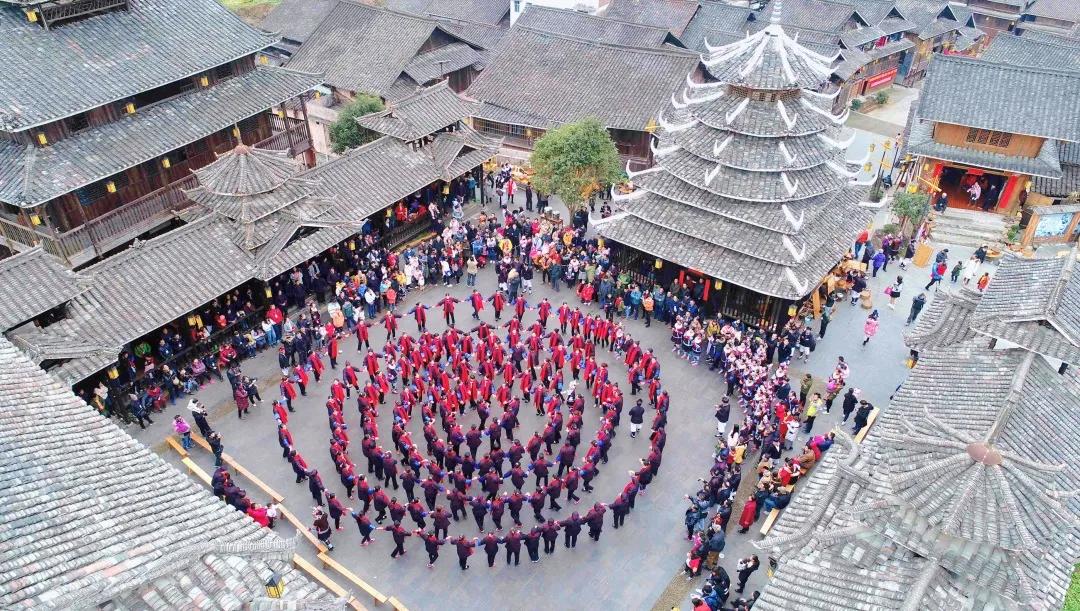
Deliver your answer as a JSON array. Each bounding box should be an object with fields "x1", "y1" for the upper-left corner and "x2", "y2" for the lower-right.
[{"x1": 867, "y1": 68, "x2": 898, "y2": 89}]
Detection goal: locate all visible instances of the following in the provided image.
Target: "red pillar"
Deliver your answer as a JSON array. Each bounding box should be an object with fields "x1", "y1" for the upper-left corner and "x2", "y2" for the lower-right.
[{"x1": 999, "y1": 174, "x2": 1019, "y2": 210}]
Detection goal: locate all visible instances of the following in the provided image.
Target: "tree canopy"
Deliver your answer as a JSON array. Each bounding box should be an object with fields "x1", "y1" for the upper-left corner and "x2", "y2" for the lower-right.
[
  {"x1": 529, "y1": 118, "x2": 623, "y2": 212},
  {"x1": 892, "y1": 190, "x2": 931, "y2": 233},
  {"x1": 328, "y1": 93, "x2": 384, "y2": 154}
]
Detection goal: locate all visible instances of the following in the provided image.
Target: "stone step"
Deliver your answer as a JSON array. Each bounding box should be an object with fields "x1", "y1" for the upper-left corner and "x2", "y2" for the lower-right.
[
  {"x1": 930, "y1": 233, "x2": 1001, "y2": 248},
  {"x1": 937, "y1": 208, "x2": 1010, "y2": 226},
  {"x1": 931, "y1": 223, "x2": 1005, "y2": 240}
]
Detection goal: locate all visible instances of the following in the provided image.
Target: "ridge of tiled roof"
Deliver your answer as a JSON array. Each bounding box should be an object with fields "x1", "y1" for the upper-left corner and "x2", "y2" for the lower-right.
[
  {"x1": 602, "y1": 0, "x2": 701, "y2": 36},
  {"x1": 402, "y1": 42, "x2": 485, "y2": 85},
  {"x1": 516, "y1": 4, "x2": 679, "y2": 48},
  {"x1": 464, "y1": 26, "x2": 699, "y2": 131},
  {"x1": 0, "y1": 247, "x2": 88, "y2": 333},
  {"x1": 903, "y1": 286, "x2": 982, "y2": 352},
  {"x1": 974, "y1": 250, "x2": 1080, "y2": 345},
  {"x1": 0, "y1": 0, "x2": 277, "y2": 131},
  {"x1": 0, "y1": 66, "x2": 323, "y2": 208},
  {"x1": 0, "y1": 336, "x2": 337, "y2": 608},
  {"x1": 382, "y1": 0, "x2": 510, "y2": 26},
  {"x1": 679, "y1": 1, "x2": 752, "y2": 51},
  {"x1": 915, "y1": 54, "x2": 1080, "y2": 142},
  {"x1": 904, "y1": 117, "x2": 1064, "y2": 178}
]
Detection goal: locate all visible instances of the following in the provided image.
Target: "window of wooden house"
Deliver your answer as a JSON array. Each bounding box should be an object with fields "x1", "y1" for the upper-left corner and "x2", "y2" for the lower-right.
[
  {"x1": 214, "y1": 62, "x2": 235, "y2": 82},
  {"x1": 75, "y1": 181, "x2": 108, "y2": 206},
  {"x1": 966, "y1": 128, "x2": 1012, "y2": 148},
  {"x1": 63, "y1": 112, "x2": 90, "y2": 134}
]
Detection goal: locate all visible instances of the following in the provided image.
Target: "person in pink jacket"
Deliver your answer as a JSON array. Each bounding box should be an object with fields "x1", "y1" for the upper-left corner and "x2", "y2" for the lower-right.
[{"x1": 862, "y1": 311, "x2": 880, "y2": 346}]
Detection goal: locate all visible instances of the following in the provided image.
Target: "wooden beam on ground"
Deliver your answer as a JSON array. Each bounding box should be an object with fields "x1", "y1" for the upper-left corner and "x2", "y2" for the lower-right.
[
  {"x1": 318, "y1": 553, "x2": 389, "y2": 605},
  {"x1": 387, "y1": 597, "x2": 409, "y2": 611},
  {"x1": 759, "y1": 508, "x2": 781, "y2": 536},
  {"x1": 181, "y1": 457, "x2": 213, "y2": 486},
  {"x1": 165, "y1": 435, "x2": 189, "y2": 458},
  {"x1": 189, "y1": 432, "x2": 285, "y2": 502},
  {"x1": 292, "y1": 554, "x2": 367, "y2": 610},
  {"x1": 854, "y1": 408, "x2": 880, "y2": 444},
  {"x1": 278, "y1": 504, "x2": 328, "y2": 554}
]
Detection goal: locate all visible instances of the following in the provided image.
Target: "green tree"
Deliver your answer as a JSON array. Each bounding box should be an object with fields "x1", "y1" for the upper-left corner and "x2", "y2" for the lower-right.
[
  {"x1": 328, "y1": 93, "x2": 384, "y2": 154},
  {"x1": 892, "y1": 190, "x2": 930, "y2": 233},
  {"x1": 529, "y1": 118, "x2": 623, "y2": 212}
]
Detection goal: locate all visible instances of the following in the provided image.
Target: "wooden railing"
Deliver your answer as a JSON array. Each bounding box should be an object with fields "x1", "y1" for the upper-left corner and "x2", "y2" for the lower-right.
[{"x1": 0, "y1": 119, "x2": 313, "y2": 264}]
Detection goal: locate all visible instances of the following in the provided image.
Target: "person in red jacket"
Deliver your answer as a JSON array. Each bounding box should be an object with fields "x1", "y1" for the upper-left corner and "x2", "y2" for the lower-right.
[
  {"x1": 469, "y1": 289, "x2": 484, "y2": 320},
  {"x1": 737, "y1": 496, "x2": 758, "y2": 533},
  {"x1": 437, "y1": 294, "x2": 460, "y2": 327},
  {"x1": 279, "y1": 378, "x2": 297, "y2": 412}
]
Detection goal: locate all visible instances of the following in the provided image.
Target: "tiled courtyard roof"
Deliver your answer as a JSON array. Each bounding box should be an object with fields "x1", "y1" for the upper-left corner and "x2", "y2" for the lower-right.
[
  {"x1": 678, "y1": 1, "x2": 751, "y2": 51},
  {"x1": 1032, "y1": 142, "x2": 1080, "y2": 197},
  {"x1": 1023, "y1": 0, "x2": 1080, "y2": 24},
  {"x1": 465, "y1": 26, "x2": 699, "y2": 132},
  {"x1": 597, "y1": 18, "x2": 872, "y2": 300},
  {"x1": 357, "y1": 82, "x2": 476, "y2": 141},
  {"x1": 904, "y1": 116, "x2": 1064, "y2": 178},
  {"x1": 0, "y1": 67, "x2": 322, "y2": 208},
  {"x1": 0, "y1": 247, "x2": 87, "y2": 332},
  {"x1": 402, "y1": 43, "x2": 485, "y2": 85},
  {"x1": 0, "y1": 0, "x2": 275, "y2": 131},
  {"x1": 981, "y1": 32, "x2": 1080, "y2": 71},
  {"x1": 515, "y1": 5, "x2": 679, "y2": 48},
  {"x1": 760, "y1": 249, "x2": 1080, "y2": 608},
  {"x1": 0, "y1": 336, "x2": 337, "y2": 608},
  {"x1": 384, "y1": 0, "x2": 510, "y2": 25},
  {"x1": 259, "y1": 0, "x2": 341, "y2": 44},
  {"x1": 287, "y1": 1, "x2": 449, "y2": 95},
  {"x1": 757, "y1": 343, "x2": 1080, "y2": 609},
  {"x1": 602, "y1": 0, "x2": 700, "y2": 36},
  {"x1": 916, "y1": 54, "x2": 1080, "y2": 141}
]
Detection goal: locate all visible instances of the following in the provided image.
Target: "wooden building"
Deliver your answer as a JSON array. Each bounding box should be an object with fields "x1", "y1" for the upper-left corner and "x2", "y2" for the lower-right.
[
  {"x1": 0, "y1": 0, "x2": 319, "y2": 267},
  {"x1": 904, "y1": 53, "x2": 1080, "y2": 217},
  {"x1": 464, "y1": 7, "x2": 700, "y2": 166},
  {"x1": 284, "y1": 0, "x2": 503, "y2": 155},
  {"x1": 594, "y1": 18, "x2": 873, "y2": 328}
]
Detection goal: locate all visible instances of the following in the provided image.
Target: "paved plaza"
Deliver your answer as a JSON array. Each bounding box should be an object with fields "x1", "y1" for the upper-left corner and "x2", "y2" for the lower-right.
[{"x1": 134, "y1": 200, "x2": 990, "y2": 609}]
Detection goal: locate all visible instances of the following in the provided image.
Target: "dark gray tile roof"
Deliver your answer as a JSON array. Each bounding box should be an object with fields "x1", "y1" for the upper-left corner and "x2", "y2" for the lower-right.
[
  {"x1": 903, "y1": 286, "x2": 981, "y2": 352},
  {"x1": 602, "y1": 0, "x2": 701, "y2": 36},
  {"x1": 761, "y1": 0, "x2": 858, "y2": 32},
  {"x1": 1032, "y1": 143, "x2": 1080, "y2": 197},
  {"x1": 1024, "y1": 0, "x2": 1080, "y2": 24},
  {"x1": 10, "y1": 218, "x2": 256, "y2": 382},
  {"x1": 0, "y1": 0, "x2": 276, "y2": 131},
  {"x1": 757, "y1": 344, "x2": 1080, "y2": 610},
  {"x1": 916, "y1": 54, "x2": 1080, "y2": 141},
  {"x1": 975, "y1": 251, "x2": 1080, "y2": 345},
  {"x1": 850, "y1": 0, "x2": 898, "y2": 24},
  {"x1": 286, "y1": 0, "x2": 468, "y2": 95},
  {"x1": 464, "y1": 27, "x2": 699, "y2": 131},
  {"x1": 193, "y1": 145, "x2": 305, "y2": 199},
  {"x1": 431, "y1": 0, "x2": 509, "y2": 24},
  {"x1": 516, "y1": 4, "x2": 678, "y2": 47},
  {"x1": 971, "y1": 318, "x2": 1080, "y2": 365},
  {"x1": 0, "y1": 247, "x2": 87, "y2": 332},
  {"x1": 905, "y1": 117, "x2": 1064, "y2": 178},
  {"x1": 435, "y1": 15, "x2": 508, "y2": 48},
  {"x1": 0, "y1": 336, "x2": 336, "y2": 608},
  {"x1": 679, "y1": 1, "x2": 751, "y2": 51},
  {"x1": 0, "y1": 66, "x2": 323, "y2": 208},
  {"x1": 1020, "y1": 25, "x2": 1080, "y2": 42},
  {"x1": 403, "y1": 43, "x2": 485, "y2": 84},
  {"x1": 840, "y1": 24, "x2": 887, "y2": 46},
  {"x1": 259, "y1": 0, "x2": 341, "y2": 44},
  {"x1": 981, "y1": 32, "x2": 1080, "y2": 71},
  {"x1": 357, "y1": 81, "x2": 477, "y2": 141}
]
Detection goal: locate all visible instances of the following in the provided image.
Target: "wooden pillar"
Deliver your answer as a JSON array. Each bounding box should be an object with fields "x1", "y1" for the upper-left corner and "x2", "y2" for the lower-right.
[{"x1": 999, "y1": 174, "x2": 1020, "y2": 211}]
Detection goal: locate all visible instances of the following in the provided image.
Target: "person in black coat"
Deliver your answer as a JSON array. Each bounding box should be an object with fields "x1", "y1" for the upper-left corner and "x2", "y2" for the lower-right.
[
  {"x1": 628, "y1": 400, "x2": 645, "y2": 438},
  {"x1": 560, "y1": 512, "x2": 583, "y2": 548},
  {"x1": 480, "y1": 532, "x2": 501, "y2": 567},
  {"x1": 307, "y1": 469, "x2": 325, "y2": 505},
  {"x1": 841, "y1": 388, "x2": 858, "y2": 422},
  {"x1": 502, "y1": 528, "x2": 523, "y2": 565},
  {"x1": 418, "y1": 530, "x2": 445, "y2": 567},
  {"x1": 383, "y1": 522, "x2": 411, "y2": 558},
  {"x1": 454, "y1": 536, "x2": 475, "y2": 570},
  {"x1": 524, "y1": 526, "x2": 542, "y2": 562},
  {"x1": 585, "y1": 503, "x2": 607, "y2": 541},
  {"x1": 541, "y1": 519, "x2": 560, "y2": 554}
]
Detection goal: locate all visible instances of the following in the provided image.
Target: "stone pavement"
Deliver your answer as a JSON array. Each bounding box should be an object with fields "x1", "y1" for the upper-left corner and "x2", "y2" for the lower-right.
[{"x1": 130, "y1": 184, "x2": 997, "y2": 609}]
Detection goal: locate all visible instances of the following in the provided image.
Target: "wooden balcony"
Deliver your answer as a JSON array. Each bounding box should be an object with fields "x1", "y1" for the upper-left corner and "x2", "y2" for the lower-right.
[{"x1": 0, "y1": 118, "x2": 313, "y2": 266}]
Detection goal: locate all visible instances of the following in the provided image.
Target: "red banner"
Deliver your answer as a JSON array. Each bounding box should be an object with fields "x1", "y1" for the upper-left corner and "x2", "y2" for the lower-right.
[{"x1": 866, "y1": 68, "x2": 898, "y2": 89}]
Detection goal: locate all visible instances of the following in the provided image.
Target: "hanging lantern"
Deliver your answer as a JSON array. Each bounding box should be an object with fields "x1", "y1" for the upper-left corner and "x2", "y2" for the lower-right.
[
  {"x1": 186, "y1": 315, "x2": 198, "y2": 327},
  {"x1": 232, "y1": 126, "x2": 241, "y2": 138},
  {"x1": 1024, "y1": 180, "x2": 1032, "y2": 191},
  {"x1": 597, "y1": 238, "x2": 604, "y2": 249},
  {"x1": 125, "y1": 102, "x2": 136, "y2": 114},
  {"x1": 654, "y1": 259, "x2": 663, "y2": 270},
  {"x1": 863, "y1": 162, "x2": 873, "y2": 173},
  {"x1": 36, "y1": 133, "x2": 48, "y2": 146},
  {"x1": 907, "y1": 183, "x2": 918, "y2": 194},
  {"x1": 348, "y1": 240, "x2": 356, "y2": 251},
  {"x1": 787, "y1": 304, "x2": 798, "y2": 317},
  {"x1": 868, "y1": 143, "x2": 875, "y2": 152},
  {"x1": 883, "y1": 139, "x2": 893, "y2": 150},
  {"x1": 265, "y1": 286, "x2": 274, "y2": 299},
  {"x1": 714, "y1": 279, "x2": 723, "y2": 290},
  {"x1": 161, "y1": 157, "x2": 171, "y2": 169},
  {"x1": 259, "y1": 54, "x2": 270, "y2": 65},
  {"x1": 106, "y1": 181, "x2": 117, "y2": 193},
  {"x1": 29, "y1": 213, "x2": 42, "y2": 226},
  {"x1": 107, "y1": 366, "x2": 120, "y2": 380},
  {"x1": 199, "y1": 75, "x2": 209, "y2": 87},
  {"x1": 264, "y1": 573, "x2": 285, "y2": 598}
]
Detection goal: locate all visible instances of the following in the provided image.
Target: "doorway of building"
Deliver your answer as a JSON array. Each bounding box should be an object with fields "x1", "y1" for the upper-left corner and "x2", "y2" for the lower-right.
[{"x1": 938, "y1": 166, "x2": 1006, "y2": 213}]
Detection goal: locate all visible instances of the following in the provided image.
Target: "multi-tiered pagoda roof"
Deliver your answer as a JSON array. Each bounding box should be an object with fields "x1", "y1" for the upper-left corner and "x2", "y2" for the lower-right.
[{"x1": 598, "y1": 14, "x2": 873, "y2": 300}]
